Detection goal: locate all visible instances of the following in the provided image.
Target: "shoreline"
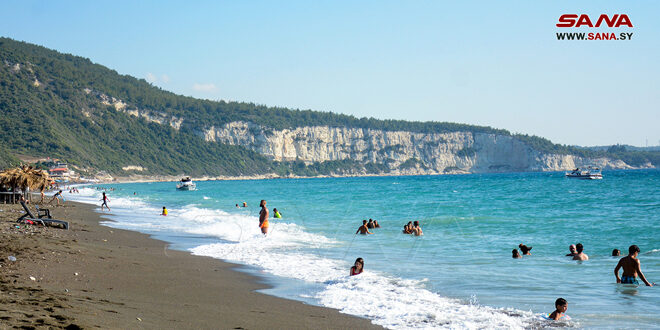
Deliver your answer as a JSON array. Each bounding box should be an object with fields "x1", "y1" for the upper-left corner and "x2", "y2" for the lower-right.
[
  {"x1": 92, "y1": 168, "x2": 660, "y2": 185},
  {"x1": 0, "y1": 201, "x2": 381, "y2": 329}
]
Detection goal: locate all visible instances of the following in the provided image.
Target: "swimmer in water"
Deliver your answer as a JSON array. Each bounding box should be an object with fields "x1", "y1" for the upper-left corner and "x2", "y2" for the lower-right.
[
  {"x1": 566, "y1": 244, "x2": 577, "y2": 257},
  {"x1": 356, "y1": 220, "x2": 374, "y2": 235},
  {"x1": 412, "y1": 221, "x2": 423, "y2": 236},
  {"x1": 614, "y1": 245, "x2": 653, "y2": 286},
  {"x1": 512, "y1": 249, "x2": 522, "y2": 259},
  {"x1": 612, "y1": 249, "x2": 621, "y2": 257},
  {"x1": 350, "y1": 258, "x2": 364, "y2": 276},
  {"x1": 519, "y1": 244, "x2": 532, "y2": 255},
  {"x1": 572, "y1": 243, "x2": 588, "y2": 261},
  {"x1": 374, "y1": 220, "x2": 380, "y2": 228},
  {"x1": 273, "y1": 208, "x2": 282, "y2": 218},
  {"x1": 367, "y1": 219, "x2": 375, "y2": 229},
  {"x1": 161, "y1": 206, "x2": 168, "y2": 216},
  {"x1": 548, "y1": 298, "x2": 568, "y2": 320}
]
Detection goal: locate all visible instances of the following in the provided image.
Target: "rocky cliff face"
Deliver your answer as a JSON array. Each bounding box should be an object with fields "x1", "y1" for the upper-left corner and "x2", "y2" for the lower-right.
[{"x1": 200, "y1": 121, "x2": 634, "y2": 175}]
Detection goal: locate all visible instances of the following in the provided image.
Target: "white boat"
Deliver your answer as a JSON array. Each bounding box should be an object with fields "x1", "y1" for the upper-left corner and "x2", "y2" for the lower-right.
[
  {"x1": 565, "y1": 167, "x2": 603, "y2": 180},
  {"x1": 176, "y1": 177, "x2": 196, "y2": 190}
]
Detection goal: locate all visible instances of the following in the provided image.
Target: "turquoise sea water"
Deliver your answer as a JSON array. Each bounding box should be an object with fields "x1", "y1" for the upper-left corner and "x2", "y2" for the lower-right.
[{"x1": 71, "y1": 170, "x2": 660, "y2": 329}]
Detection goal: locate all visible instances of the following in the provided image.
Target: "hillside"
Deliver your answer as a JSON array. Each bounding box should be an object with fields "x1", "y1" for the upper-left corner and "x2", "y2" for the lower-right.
[{"x1": 0, "y1": 37, "x2": 657, "y2": 178}]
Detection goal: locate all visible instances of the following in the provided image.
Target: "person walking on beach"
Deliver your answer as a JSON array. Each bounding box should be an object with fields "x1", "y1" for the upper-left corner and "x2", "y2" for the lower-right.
[
  {"x1": 572, "y1": 243, "x2": 589, "y2": 261},
  {"x1": 259, "y1": 200, "x2": 269, "y2": 235},
  {"x1": 356, "y1": 220, "x2": 373, "y2": 235},
  {"x1": 614, "y1": 245, "x2": 654, "y2": 286},
  {"x1": 101, "y1": 192, "x2": 110, "y2": 211},
  {"x1": 350, "y1": 258, "x2": 364, "y2": 276},
  {"x1": 566, "y1": 244, "x2": 577, "y2": 257},
  {"x1": 50, "y1": 190, "x2": 64, "y2": 206}
]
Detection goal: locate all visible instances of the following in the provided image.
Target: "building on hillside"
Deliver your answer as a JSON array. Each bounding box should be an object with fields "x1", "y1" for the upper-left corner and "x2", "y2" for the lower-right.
[{"x1": 49, "y1": 163, "x2": 76, "y2": 182}]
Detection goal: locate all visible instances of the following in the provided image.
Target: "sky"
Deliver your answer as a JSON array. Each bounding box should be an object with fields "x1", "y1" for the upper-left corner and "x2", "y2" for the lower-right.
[{"x1": 1, "y1": 0, "x2": 658, "y2": 147}]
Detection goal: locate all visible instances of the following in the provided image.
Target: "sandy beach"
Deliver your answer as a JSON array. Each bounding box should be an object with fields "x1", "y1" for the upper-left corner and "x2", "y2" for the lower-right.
[{"x1": 0, "y1": 201, "x2": 381, "y2": 329}]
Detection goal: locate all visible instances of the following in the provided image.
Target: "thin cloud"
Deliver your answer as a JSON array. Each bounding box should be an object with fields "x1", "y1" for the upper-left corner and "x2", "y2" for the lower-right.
[
  {"x1": 145, "y1": 72, "x2": 157, "y2": 83},
  {"x1": 192, "y1": 83, "x2": 217, "y2": 92},
  {"x1": 161, "y1": 74, "x2": 170, "y2": 83}
]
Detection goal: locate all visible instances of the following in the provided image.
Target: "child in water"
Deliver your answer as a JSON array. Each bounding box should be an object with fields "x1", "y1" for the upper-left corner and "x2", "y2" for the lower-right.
[
  {"x1": 547, "y1": 298, "x2": 569, "y2": 320},
  {"x1": 161, "y1": 207, "x2": 168, "y2": 216},
  {"x1": 512, "y1": 249, "x2": 522, "y2": 259},
  {"x1": 350, "y1": 258, "x2": 364, "y2": 276},
  {"x1": 273, "y1": 208, "x2": 282, "y2": 218}
]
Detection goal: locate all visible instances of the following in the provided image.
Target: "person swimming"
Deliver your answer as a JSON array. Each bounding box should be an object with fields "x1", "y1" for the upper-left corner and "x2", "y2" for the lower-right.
[
  {"x1": 565, "y1": 244, "x2": 577, "y2": 257},
  {"x1": 547, "y1": 298, "x2": 569, "y2": 320},
  {"x1": 612, "y1": 249, "x2": 621, "y2": 256},
  {"x1": 519, "y1": 244, "x2": 532, "y2": 255},
  {"x1": 367, "y1": 219, "x2": 375, "y2": 229},
  {"x1": 614, "y1": 245, "x2": 653, "y2": 286},
  {"x1": 512, "y1": 249, "x2": 522, "y2": 259},
  {"x1": 572, "y1": 243, "x2": 589, "y2": 261},
  {"x1": 273, "y1": 208, "x2": 282, "y2": 218},
  {"x1": 350, "y1": 258, "x2": 364, "y2": 276},
  {"x1": 374, "y1": 220, "x2": 380, "y2": 228},
  {"x1": 412, "y1": 221, "x2": 423, "y2": 236},
  {"x1": 356, "y1": 220, "x2": 374, "y2": 235}
]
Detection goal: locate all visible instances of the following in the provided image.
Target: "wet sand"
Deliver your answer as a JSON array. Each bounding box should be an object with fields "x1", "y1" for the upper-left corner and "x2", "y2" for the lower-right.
[{"x1": 0, "y1": 201, "x2": 381, "y2": 329}]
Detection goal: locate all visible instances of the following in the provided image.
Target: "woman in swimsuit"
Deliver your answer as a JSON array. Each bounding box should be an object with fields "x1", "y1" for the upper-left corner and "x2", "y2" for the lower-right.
[
  {"x1": 259, "y1": 200, "x2": 269, "y2": 235},
  {"x1": 350, "y1": 258, "x2": 364, "y2": 276}
]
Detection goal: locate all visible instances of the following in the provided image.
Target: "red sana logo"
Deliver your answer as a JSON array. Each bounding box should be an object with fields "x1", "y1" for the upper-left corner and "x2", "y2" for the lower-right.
[{"x1": 556, "y1": 14, "x2": 633, "y2": 28}]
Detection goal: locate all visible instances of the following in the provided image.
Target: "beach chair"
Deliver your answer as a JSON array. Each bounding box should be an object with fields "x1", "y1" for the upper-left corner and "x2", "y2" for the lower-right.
[
  {"x1": 34, "y1": 205, "x2": 52, "y2": 219},
  {"x1": 17, "y1": 201, "x2": 69, "y2": 230}
]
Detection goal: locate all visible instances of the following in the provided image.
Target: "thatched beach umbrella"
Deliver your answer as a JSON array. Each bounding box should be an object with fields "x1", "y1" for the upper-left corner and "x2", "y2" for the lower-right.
[{"x1": 0, "y1": 165, "x2": 52, "y2": 203}]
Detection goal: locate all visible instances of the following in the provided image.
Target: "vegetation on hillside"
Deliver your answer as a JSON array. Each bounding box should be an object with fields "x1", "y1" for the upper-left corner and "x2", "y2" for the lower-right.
[{"x1": 0, "y1": 37, "x2": 657, "y2": 176}]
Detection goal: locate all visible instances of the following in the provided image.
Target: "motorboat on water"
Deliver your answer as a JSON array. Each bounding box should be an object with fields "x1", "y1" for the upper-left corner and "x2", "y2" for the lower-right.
[
  {"x1": 565, "y1": 166, "x2": 603, "y2": 180},
  {"x1": 176, "y1": 177, "x2": 196, "y2": 190}
]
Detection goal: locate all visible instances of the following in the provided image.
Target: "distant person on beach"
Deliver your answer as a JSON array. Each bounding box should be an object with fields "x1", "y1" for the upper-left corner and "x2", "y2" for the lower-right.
[
  {"x1": 161, "y1": 207, "x2": 168, "y2": 216},
  {"x1": 547, "y1": 298, "x2": 568, "y2": 320},
  {"x1": 242, "y1": 202, "x2": 247, "y2": 207},
  {"x1": 101, "y1": 192, "x2": 110, "y2": 211},
  {"x1": 572, "y1": 243, "x2": 589, "y2": 261},
  {"x1": 374, "y1": 220, "x2": 380, "y2": 228},
  {"x1": 412, "y1": 221, "x2": 423, "y2": 236},
  {"x1": 566, "y1": 244, "x2": 577, "y2": 257},
  {"x1": 356, "y1": 220, "x2": 374, "y2": 235},
  {"x1": 519, "y1": 244, "x2": 532, "y2": 255},
  {"x1": 367, "y1": 219, "x2": 375, "y2": 229},
  {"x1": 50, "y1": 190, "x2": 64, "y2": 206},
  {"x1": 273, "y1": 208, "x2": 282, "y2": 218},
  {"x1": 512, "y1": 249, "x2": 522, "y2": 259},
  {"x1": 40, "y1": 189, "x2": 45, "y2": 203},
  {"x1": 612, "y1": 249, "x2": 621, "y2": 257},
  {"x1": 259, "y1": 200, "x2": 269, "y2": 235},
  {"x1": 350, "y1": 258, "x2": 364, "y2": 276},
  {"x1": 614, "y1": 245, "x2": 653, "y2": 286}
]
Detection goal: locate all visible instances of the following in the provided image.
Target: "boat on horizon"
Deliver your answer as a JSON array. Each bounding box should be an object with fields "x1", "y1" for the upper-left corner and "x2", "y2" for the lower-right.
[
  {"x1": 176, "y1": 177, "x2": 196, "y2": 190},
  {"x1": 565, "y1": 166, "x2": 603, "y2": 180}
]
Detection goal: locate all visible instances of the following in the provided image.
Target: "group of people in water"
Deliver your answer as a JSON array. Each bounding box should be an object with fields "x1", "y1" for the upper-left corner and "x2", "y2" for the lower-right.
[
  {"x1": 402, "y1": 221, "x2": 423, "y2": 236},
  {"x1": 513, "y1": 243, "x2": 653, "y2": 287},
  {"x1": 355, "y1": 218, "x2": 380, "y2": 234}
]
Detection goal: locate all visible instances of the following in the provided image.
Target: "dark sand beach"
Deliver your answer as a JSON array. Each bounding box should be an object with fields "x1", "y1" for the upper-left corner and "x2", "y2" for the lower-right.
[{"x1": 0, "y1": 201, "x2": 381, "y2": 329}]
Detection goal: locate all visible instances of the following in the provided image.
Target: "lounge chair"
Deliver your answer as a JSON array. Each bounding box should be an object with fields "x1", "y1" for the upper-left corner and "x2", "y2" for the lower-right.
[{"x1": 17, "y1": 201, "x2": 69, "y2": 230}]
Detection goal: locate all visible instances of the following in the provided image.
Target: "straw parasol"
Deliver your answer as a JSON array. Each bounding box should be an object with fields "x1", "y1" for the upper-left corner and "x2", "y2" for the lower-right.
[{"x1": 0, "y1": 165, "x2": 52, "y2": 203}]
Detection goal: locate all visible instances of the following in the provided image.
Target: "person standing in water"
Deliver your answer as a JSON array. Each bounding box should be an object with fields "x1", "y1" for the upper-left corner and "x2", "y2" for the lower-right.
[
  {"x1": 572, "y1": 243, "x2": 589, "y2": 261},
  {"x1": 259, "y1": 200, "x2": 269, "y2": 235},
  {"x1": 350, "y1": 258, "x2": 364, "y2": 276},
  {"x1": 547, "y1": 298, "x2": 569, "y2": 320},
  {"x1": 356, "y1": 220, "x2": 374, "y2": 235},
  {"x1": 565, "y1": 244, "x2": 577, "y2": 257},
  {"x1": 101, "y1": 192, "x2": 110, "y2": 211},
  {"x1": 614, "y1": 245, "x2": 654, "y2": 286},
  {"x1": 161, "y1": 207, "x2": 168, "y2": 216},
  {"x1": 273, "y1": 208, "x2": 282, "y2": 218},
  {"x1": 512, "y1": 249, "x2": 522, "y2": 259}
]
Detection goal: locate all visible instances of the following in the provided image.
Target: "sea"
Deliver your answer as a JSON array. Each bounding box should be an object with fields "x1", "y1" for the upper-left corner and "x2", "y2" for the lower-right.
[{"x1": 67, "y1": 170, "x2": 660, "y2": 329}]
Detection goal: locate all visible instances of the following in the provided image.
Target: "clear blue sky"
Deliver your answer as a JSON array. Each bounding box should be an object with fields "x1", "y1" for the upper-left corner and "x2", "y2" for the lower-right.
[{"x1": 1, "y1": 1, "x2": 658, "y2": 146}]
